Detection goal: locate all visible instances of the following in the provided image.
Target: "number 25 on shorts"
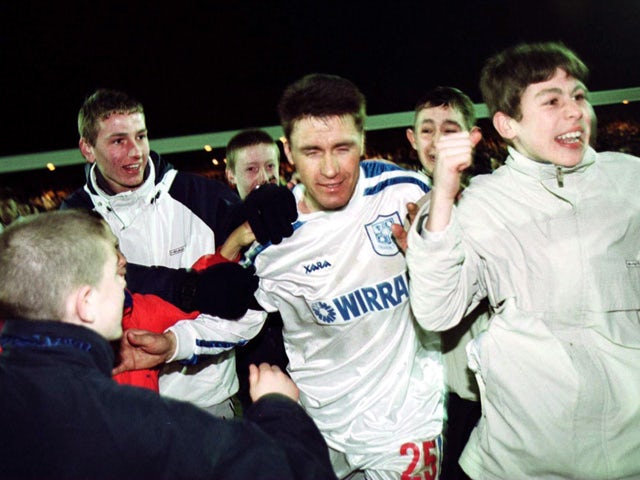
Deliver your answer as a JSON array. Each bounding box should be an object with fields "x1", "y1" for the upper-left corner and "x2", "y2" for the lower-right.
[{"x1": 400, "y1": 439, "x2": 440, "y2": 480}]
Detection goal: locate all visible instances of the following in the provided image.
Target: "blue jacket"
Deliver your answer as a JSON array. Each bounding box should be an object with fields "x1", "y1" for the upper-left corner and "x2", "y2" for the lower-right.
[{"x1": 0, "y1": 319, "x2": 336, "y2": 480}]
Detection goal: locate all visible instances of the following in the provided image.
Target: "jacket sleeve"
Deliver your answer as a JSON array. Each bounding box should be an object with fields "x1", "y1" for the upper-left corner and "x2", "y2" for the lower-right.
[
  {"x1": 406, "y1": 202, "x2": 486, "y2": 331},
  {"x1": 244, "y1": 394, "x2": 338, "y2": 480},
  {"x1": 191, "y1": 246, "x2": 239, "y2": 271},
  {"x1": 167, "y1": 309, "x2": 267, "y2": 364},
  {"x1": 123, "y1": 263, "x2": 192, "y2": 305},
  {"x1": 125, "y1": 293, "x2": 200, "y2": 332},
  {"x1": 169, "y1": 172, "x2": 242, "y2": 246},
  {"x1": 116, "y1": 293, "x2": 202, "y2": 391},
  {"x1": 112, "y1": 385, "x2": 336, "y2": 479}
]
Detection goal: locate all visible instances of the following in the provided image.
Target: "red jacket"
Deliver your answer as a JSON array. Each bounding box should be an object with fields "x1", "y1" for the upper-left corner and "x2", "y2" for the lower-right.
[
  {"x1": 113, "y1": 291, "x2": 199, "y2": 391},
  {"x1": 114, "y1": 247, "x2": 234, "y2": 391},
  {"x1": 191, "y1": 249, "x2": 238, "y2": 271}
]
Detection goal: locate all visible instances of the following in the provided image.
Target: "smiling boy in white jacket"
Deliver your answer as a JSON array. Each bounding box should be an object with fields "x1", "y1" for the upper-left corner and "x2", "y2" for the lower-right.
[{"x1": 406, "y1": 41, "x2": 640, "y2": 479}]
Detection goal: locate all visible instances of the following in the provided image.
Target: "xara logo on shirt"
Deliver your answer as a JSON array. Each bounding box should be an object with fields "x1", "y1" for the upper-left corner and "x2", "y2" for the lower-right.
[{"x1": 303, "y1": 260, "x2": 332, "y2": 274}]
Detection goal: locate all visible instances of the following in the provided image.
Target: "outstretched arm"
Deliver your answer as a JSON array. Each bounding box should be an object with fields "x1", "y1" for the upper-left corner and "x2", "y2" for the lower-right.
[
  {"x1": 249, "y1": 363, "x2": 299, "y2": 402},
  {"x1": 218, "y1": 221, "x2": 256, "y2": 261},
  {"x1": 243, "y1": 364, "x2": 338, "y2": 479},
  {"x1": 112, "y1": 329, "x2": 176, "y2": 375},
  {"x1": 113, "y1": 310, "x2": 267, "y2": 375},
  {"x1": 405, "y1": 131, "x2": 481, "y2": 332}
]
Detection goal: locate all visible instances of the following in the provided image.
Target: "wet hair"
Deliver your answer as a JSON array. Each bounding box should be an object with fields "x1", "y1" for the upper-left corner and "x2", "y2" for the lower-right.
[
  {"x1": 226, "y1": 129, "x2": 279, "y2": 171},
  {"x1": 277, "y1": 73, "x2": 366, "y2": 138},
  {"x1": 413, "y1": 86, "x2": 476, "y2": 130},
  {"x1": 480, "y1": 41, "x2": 589, "y2": 120},
  {"x1": 78, "y1": 89, "x2": 145, "y2": 145}
]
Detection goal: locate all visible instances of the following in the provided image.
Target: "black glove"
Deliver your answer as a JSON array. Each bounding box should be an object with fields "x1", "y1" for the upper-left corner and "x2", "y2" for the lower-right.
[
  {"x1": 243, "y1": 184, "x2": 297, "y2": 245},
  {"x1": 180, "y1": 263, "x2": 259, "y2": 320}
]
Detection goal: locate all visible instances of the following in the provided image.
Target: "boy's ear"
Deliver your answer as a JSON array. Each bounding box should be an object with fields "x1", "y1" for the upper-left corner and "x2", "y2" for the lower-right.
[
  {"x1": 492, "y1": 112, "x2": 517, "y2": 141},
  {"x1": 74, "y1": 285, "x2": 96, "y2": 325},
  {"x1": 406, "y1": 128, "x2": 417, "y2": 149},
  {"x1": 283, "y1": 138, "x2": 295, "y2": 165},
  {"x1": 79, "y1": 138, "x2": 96, "y2": 164},
  {"x1": 225, "y1": 168, "x2": 236, "y2": 187},
  {"x1": 469, "y1": 126, "x2": 483, "y2": 147}
]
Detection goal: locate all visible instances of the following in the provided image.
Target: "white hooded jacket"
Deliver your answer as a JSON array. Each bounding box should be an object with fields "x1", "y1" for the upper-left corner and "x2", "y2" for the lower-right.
[{"x1": 406, "y1": 147, "x2": 640, "y2": 479}]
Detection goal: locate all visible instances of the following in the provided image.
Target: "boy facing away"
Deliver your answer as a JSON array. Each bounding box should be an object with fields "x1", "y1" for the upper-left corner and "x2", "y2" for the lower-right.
[
  {"x1": 0, "y1": 209, "x2": 335, "y2": 480},
  {"x1": 406, "y1": 41, "x2": 640, "y2": 479}
]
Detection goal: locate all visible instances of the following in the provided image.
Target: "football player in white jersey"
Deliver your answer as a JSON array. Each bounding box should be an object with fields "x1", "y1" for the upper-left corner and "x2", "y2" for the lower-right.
[
  {"x1": 114, "y1": 74, "x2": 446, "y2": 480},
  {"x1": 246, "y1": 73, "x2": 445, "y2": 479}
]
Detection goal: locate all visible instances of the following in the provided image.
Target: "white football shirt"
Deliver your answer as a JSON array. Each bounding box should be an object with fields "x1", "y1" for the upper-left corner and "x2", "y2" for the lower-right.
[{"x1": 249, "y1": 160, "x2": 445, "y2": 457}]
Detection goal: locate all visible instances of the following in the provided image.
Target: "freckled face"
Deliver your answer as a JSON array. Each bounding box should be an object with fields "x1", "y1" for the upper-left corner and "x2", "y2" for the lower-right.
[
  {"x1": 506, "y1": 68, "x2": 592, "y2": 167},
  {"x1": 285, "y1": 115, "x2": 363, "y2": 213},
  {"x1": 81, "y1": 112, "x2": 150, "y2": 193}
]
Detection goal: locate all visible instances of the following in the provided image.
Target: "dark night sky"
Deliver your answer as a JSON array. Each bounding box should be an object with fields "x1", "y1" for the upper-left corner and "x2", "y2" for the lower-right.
[{"x1": 2, "y1": 0, "x2": 639, "y2": 158}]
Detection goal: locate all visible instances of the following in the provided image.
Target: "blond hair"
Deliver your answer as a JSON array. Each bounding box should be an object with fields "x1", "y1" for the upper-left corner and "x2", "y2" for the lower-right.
[{"x1": 0, "y1": 209, "x2": 112, "y2": 320}]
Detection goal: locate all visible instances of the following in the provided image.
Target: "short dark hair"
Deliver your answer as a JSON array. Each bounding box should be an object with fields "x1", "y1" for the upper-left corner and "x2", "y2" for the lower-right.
[
  {"x1": 226, "y1": 129, "x2": 279, "y2": 171},
  {"x1": 277, "y1": 73, "x2": 366, "y2": 139},
  {"x1": 78, "y1": 89, "x2": 145, "y2": 145},
  {"x1": 480, "y1": 41, "x2": 589, "y2": 120},
  {"x1": 413, "y1": 86, "x2": 476, "y2": 130}
]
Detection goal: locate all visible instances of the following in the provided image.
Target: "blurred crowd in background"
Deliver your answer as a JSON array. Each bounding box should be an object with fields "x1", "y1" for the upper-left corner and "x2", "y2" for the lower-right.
[{"x1": 1, "y1": 112, "x2": 638, "y2": 232}]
